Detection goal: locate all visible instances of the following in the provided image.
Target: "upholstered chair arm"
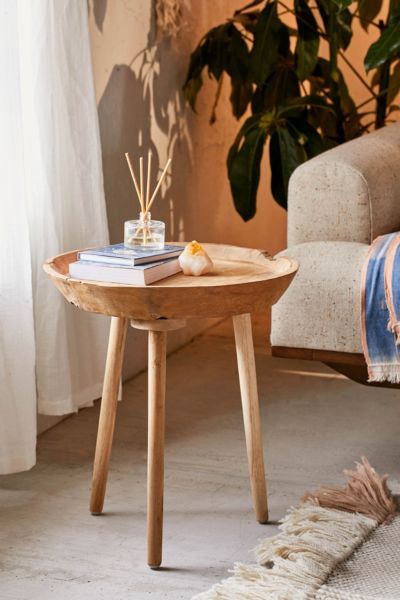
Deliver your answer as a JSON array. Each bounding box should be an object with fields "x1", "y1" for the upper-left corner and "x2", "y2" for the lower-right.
[{"x1": 287, "y1": 123, "x2": 400, "y2": 246}]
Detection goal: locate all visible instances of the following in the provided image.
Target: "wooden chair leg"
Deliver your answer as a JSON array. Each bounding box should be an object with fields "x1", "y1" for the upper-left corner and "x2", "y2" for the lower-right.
[
  {"x1": 147, "y1": 329, "x2": 167, "y2": 568},
  {"x1": 233, "y1": 313, "x2": 268, "y2": 523},
  {"x1": 90, "y1": 316, "x2": 127, "y2": 515}
]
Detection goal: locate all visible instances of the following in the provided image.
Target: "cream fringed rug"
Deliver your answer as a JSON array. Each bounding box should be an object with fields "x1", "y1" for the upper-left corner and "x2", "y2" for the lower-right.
[{"x1": 194, "y1": 458, "x2": 399, "y2": 600}]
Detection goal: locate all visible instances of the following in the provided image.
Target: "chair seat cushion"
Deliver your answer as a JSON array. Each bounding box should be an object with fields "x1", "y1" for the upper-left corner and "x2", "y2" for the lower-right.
[{"x1": 271, "y1": 241, "x2": 369, "y2": 354}]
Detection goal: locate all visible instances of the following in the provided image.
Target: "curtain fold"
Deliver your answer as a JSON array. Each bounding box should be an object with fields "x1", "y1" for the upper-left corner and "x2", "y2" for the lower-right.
[{"x1": 0, "y1": 0, "x2": 110, "y2": 474}]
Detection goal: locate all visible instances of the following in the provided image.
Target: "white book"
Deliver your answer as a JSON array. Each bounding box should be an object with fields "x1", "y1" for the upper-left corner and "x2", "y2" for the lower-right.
[{"x1": 69, "y1": 258, "x2": 182, "y2": 285}]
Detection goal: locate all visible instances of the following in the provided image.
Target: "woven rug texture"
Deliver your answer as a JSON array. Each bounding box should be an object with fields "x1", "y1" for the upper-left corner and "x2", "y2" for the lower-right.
[{"x1": 317, "y1": 515, "x2": 400, "y2": 600}]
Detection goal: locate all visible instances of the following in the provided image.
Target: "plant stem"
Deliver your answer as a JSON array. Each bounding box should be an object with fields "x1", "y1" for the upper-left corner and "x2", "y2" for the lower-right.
[
  {"x1": 299, "y1": 80, "x2": 308, "y2": 96},
  {"x1": 376, "y1": 61, "x2": 390, "y2": 128},
  {"x1": 355, "y1": 88, "x2": 392, "y2": 111},
  {"x1": 338, "y1": 51, "x2": 378, "y2": 99},
  {"x1": 361, "y1": 121, "x2": 378, "y2": 129},
  {"x1": 355, "y1": 96, "x2": 376, "y2": 111},
  {"x1": 240, "y1": 32, "x2": 254, "y2": 42},
  {"x1": 328, "y1": 12, "x2": 345, "y2": 143},
  {"x1": 375, "y1": 18, "x2": 390, "y2": 129}
]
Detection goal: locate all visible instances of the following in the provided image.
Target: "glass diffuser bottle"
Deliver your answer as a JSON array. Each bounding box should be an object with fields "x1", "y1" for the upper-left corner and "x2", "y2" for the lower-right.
[
  {"x1": 124, "y1": 151, "x2": 170, "y2": 250},
  {"x1": 124, "y1": 211, "x2": 165, "y2": 249}
]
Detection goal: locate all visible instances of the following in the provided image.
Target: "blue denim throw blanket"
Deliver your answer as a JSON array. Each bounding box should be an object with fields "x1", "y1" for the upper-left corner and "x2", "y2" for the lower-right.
[{"x1": 361, "y1": 232, "x2": 400, "y2": 382}]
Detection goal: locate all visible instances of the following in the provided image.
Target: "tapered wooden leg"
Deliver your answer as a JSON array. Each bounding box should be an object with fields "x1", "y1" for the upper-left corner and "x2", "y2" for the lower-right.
[
  {"x1": 131, "y1": 319, "x2": 186, "y2": 569},
  {"x1": 233, "y1": 313, "x2": 268, "y2": 523},
  {"x1": 90, "y1": 316, "x2": 127, "y2": 515},
  {"x1": 147, "y1": 329, "x2": 167, "y2": 568}
]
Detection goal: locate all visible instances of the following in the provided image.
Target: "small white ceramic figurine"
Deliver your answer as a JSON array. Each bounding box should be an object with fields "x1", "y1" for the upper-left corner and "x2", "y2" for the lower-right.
[{"x1": 179, "y1": 241, "x2": 213, "y2": 276}]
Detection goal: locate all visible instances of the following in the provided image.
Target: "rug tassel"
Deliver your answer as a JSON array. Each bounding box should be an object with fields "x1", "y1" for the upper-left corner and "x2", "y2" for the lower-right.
[
  {"x1": 192, "y1": 460, "x2": 396, "y2": 600},
  {"x1": 303, "y1": 456, "x2": 396, "y2": 524},
  {"x1": 193, "y1": 505, "x2": 377, "y2": 600}
]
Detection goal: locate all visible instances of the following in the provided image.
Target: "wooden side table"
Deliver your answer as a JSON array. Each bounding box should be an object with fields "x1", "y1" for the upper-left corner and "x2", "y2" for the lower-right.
[{"x1": 44, "y1": 244, "x2": 298, "y2": 568}]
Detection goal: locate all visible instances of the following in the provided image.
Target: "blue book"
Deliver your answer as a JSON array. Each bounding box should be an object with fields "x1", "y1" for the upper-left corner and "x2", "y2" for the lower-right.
[{"x1": 78, "y1": 243, "x2": 185, "y2": 266}]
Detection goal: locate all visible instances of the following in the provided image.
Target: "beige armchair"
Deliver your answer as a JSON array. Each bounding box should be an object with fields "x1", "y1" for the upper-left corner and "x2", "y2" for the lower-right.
[{"x1": 271, "y1": 123, "x2": 400, "y2": 386}]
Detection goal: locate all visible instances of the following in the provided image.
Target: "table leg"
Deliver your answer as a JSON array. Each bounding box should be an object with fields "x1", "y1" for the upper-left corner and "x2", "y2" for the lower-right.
[
  {"x1": 233, "y1": 313, "x2": 268, "y2": 523},
  {"x1": 90, "y1": 316, "x2": 127, "y2": 515},
  {"x1": 147, "y1": 329, "x2": 167, "y2": 568},
  {"x1": 130, "y1": 318, "x2": 186, "y2": 568}
]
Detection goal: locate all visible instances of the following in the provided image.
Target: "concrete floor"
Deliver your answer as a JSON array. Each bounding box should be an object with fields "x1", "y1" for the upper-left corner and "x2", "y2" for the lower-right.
[{"x1": 1, "y1": 316, "x2": 400, "y2": 599}]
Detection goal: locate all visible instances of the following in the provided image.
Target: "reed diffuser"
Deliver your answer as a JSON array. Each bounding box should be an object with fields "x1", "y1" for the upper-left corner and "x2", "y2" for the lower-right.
[{"x1": 124, "y1": 151, "x2": 171, "y2": 249}]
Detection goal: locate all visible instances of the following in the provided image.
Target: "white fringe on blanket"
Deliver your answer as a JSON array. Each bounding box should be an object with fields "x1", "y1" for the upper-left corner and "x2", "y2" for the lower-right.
[
  {"x1": 367, "y1": 363, "x2": 400, "y2": 384},
  {"x1": 192, "y1": 504, "x2": 377, "y2": 600}
]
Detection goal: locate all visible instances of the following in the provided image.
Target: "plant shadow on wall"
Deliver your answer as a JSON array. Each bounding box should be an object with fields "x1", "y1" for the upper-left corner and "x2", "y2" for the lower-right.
[
  {"x1": 183, "y1": 0, "x2": 400, "y2": 222},
  {"x1": 91, "y1": 0, "x2": 191, "y2": 243}
]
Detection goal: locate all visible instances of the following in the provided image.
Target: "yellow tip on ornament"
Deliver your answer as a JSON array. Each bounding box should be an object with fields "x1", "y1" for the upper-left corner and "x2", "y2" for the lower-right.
[{"x1": 179, "y1": 241, "x2": 214, "y2": 276}]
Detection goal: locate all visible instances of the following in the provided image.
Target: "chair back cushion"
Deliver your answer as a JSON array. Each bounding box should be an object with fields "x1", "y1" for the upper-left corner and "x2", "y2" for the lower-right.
[{"x1": 288, "y1": 123, "x2": 400, "y2": 245}]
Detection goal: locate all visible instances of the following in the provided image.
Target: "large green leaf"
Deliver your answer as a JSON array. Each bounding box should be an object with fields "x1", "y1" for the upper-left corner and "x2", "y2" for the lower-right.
[
  {"x1": 250, "y1": 2, "x2": 282, "y2": 84},
  {"x1": 286, "y1": 118, "x2": 325, "y2": 156},
  {"x1": 336, "y1": 8, "x2": 353, "y2": 49},
  {"x1": 223, "y1": 25, "x2": 250, "y2": 83},
  {"x1": 337, "y1": 70, "x2": 357, "y2": 114},
  {"x1": 308, "y1": 55, "x2": 359, "y2": 141},
  {"x1": 307, "y1": 58, "x2": 341, "y2": 142},
  {"x1": 230, "y1": 81, "x2": 253, "y2": 119},
  {"x1": 316, "y1": 1, "x2": 353, "y2": 49},
  {"x1": 358, "y1": 0, "x2": 383, "y2": 32},
  {"x1": 206, "y1": 25, "x2": 230, "y2": 81},
  {"x1": 182, "y1": 23, "x2": 249, "y2": 111},
  {"x1": 269, "y1": 126, "x2": 307, "y2": 209},
  {"x1": 335, "y1": 70, "x2": 363, "y2": 138},
  {"x1": 183, "y1": 76, "x2": 203, "y2": 112},
  {"x1": 205, "y1": 24, "x2": 249, "y2": 82},
  {"x1": 183, "y1": 39, "x2": 209, "y2": 110},
  {"x1": 251, "y1": 64, "x2": 300, "y2": 113},
  {"x1": 296, "y1": 37, "x2": 319, "y2": 81},
  {"x1": 227, "y1": 113, "x2": 272, "y2": 220},
  {"x1": 309, "y1": 107, "x2": 340, "y2": 145},
  {"x1": 295, "y1": 0, "x2": 320, "y2": 80},
  {"x1": 308, "y1": 57, "x2": 332, "y2": 93},
  {"x1": 365, "y1": 10, "x2": 400, "y2": 71}
]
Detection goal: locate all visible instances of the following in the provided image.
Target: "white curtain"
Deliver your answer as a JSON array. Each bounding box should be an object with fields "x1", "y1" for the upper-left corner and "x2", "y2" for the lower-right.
[{"x1": 0, "y1": 0, "x2": 110, "y2": 474}]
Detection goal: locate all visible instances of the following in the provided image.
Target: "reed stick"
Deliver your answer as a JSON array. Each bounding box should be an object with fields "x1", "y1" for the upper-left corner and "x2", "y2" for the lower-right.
[
  {"x1": 139, "y1": 156, "x2": 144, "y2": 213},
  {"x1": 125, "y1": 152, "x2": 144, "y2": 212},
  {"x1": 147, "y1": 158, "x2": 172, "y2": 212},
  {"x1": 146, "y1": 150, "x2": 152, "y2": 211}
]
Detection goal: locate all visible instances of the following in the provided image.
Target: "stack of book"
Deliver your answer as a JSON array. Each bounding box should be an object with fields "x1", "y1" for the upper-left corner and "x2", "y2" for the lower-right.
[{"x1": 69, "y1": 243, "x2": 185, "y2": 285}]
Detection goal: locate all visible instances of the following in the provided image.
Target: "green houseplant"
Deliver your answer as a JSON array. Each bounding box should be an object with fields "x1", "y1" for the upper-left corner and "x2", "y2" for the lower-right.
[{"x1": 183, "y1": 0, "x2": 400, "y2": 220}]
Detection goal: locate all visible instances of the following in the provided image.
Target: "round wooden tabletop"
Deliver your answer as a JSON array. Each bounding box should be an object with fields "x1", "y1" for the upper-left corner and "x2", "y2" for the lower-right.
[{"x1": 43, "y1": 243, "x2": 298, "y2": 320}]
